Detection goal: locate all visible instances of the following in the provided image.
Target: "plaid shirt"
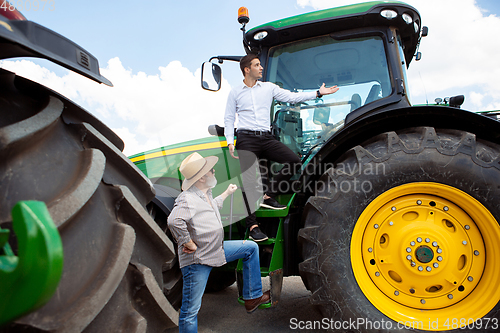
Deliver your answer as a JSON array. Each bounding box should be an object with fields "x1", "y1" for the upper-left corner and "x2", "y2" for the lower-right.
[{"x1": 167, "y1": 186, "x2": 226, "y2": 268}]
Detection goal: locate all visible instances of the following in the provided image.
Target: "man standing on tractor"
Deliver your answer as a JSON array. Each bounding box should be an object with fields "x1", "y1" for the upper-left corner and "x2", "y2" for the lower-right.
[
  {"x1": 224, "y1": 54, "x2": 339, "y2": 241},
  {"x1": 167, "y1": 152, "x2": 271, "y2": 333}
]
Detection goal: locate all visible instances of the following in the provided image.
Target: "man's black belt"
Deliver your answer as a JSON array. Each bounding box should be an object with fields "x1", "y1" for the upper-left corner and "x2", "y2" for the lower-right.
[{"x1": 237, "y1": 129, "x2": 271, "y2": 136}]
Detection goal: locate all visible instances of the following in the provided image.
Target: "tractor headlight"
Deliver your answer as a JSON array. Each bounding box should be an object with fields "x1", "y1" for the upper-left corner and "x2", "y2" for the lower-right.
[
  {"x1": 402, "y1": 13, "x2": 413, "y2": 24},
  {"x1": 254, "y1": 31, "x2": 268, "y2": 41},
  {"x1": 380, "y1": 9, "x2": 397, "y2": 19}
]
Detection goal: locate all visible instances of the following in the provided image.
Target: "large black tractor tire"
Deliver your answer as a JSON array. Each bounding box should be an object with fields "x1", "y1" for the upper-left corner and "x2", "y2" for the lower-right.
[
  {"x1": 0, "y1": 69, "x2": 180, "y2": 332},
  {"x1": 299, "y1": 127, "x2": 500, "y2": 332},
  {"x1": 146, "y1": 200, "x2": 183, "y2": 311}
]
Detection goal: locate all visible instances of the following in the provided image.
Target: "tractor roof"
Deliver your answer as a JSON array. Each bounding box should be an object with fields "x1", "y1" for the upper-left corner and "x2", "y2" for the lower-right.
[{"x1": 247, "y1": 1, "x2": 421, "y2": 65}]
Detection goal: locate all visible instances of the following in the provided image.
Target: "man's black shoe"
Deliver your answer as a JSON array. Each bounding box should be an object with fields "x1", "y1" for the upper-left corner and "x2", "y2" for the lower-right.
[
  {"x1": 260, "y1": 197, "x2": 286, "y2": 210},
  {"x1": 249, "y1": 227, "x2": 268, "y2": 242}
]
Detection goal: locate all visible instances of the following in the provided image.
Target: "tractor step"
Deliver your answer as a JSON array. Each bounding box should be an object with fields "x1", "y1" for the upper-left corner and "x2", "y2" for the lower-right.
[{"x1": 235, "y1": 194, "x2": 295, "y2": 308}]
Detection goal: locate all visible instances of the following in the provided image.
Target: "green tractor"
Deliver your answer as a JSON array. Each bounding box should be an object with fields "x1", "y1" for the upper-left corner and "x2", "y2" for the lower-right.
[
  {"x1": 132, "y1": 1, "x2": 500, "y2": 332},
  {"x1": 2, "y1": 1, "x2": 499, "y2": 332}
]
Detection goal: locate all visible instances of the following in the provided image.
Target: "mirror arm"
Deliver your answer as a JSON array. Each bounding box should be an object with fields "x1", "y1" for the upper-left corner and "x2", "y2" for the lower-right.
[{"x1": 208, "y1": 55, "x2": 244, "y2": 64}]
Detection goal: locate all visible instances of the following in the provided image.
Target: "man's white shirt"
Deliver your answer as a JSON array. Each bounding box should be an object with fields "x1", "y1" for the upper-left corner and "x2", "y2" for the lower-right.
[{"x1": 224, "y1": 81, "x2": 316, "y2": 145}]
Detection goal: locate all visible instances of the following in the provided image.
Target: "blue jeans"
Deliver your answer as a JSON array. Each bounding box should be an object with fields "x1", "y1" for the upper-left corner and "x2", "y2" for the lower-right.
[
  {"x1": 178, "y1": 240, "x2": 262, "y2": 333},
  {"x1": 223, "y1": 240, "x2": 262, "y2": 300}
]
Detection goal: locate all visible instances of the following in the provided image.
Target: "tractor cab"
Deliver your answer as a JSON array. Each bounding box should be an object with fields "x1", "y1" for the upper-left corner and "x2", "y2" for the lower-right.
[
  {"x1": 267, "y1": 33, "x2": 392, "y2": 161},
  {"x1": 202, "y1": 2, "x2": 426, "y2": 164}
]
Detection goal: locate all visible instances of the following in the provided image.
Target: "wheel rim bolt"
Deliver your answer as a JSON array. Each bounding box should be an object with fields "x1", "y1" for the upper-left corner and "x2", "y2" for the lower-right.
[
  {"x1": 433, "y1": 263, "x2": 439, "y2": 268},
  {"x1": 391, "y1": 206, "x2": 396, "y2": 211},
  {"x1": 425, "y1": 238, "x2": 430, "y2": 243},
  {"x1": 410, "y1": 241, "x2": 415, "y2": 246},
  {"x1": 448, "y1": 294, "x2": 453, "y2": 299},
  {"x1": 421, "y1": 299, "x2": 426, "y2": 304},
  {"x1": 437, "y1": 248, "x2": 443, "y2": 254},
  {"x1": 417, "y1": 200, "x2": 422, "y2": 205},
  {"x1": 418, "y1": 266, "x2": 423, "y2": 271},
  {"x1": 406, "y1": 247, "x2": 412, "y2": 253},
  {"x1": 368, "y1": 247, "x2": 373, "y2": 253},
  {"x1": 394, "y1": 291, "x2": 399, "y2": 296},
  {"x1": 417, "y1": 237, "x2": 422, "y2": 243},
  {"x1": 375, "y1": 272, "x2": 380, "y2": 277},
  {"x1": 389, "y1": 221, "x2": 394, "y2": 226},
  {"x1": 444, "y1": 206, "x2": 449, "y2": 211},
  {"x1": 410, "y1": 288, "x2": 415, "y2": 294},
  {"x1": 462, "y1": 240, "x2": 467, "y2": 245},
  {"x1": 406, "y1": 255, "x2": 412, "y2": 260},
  {"x1": 465, "y1": 225, "x2": 470, "y2": 230},
  {"x1": 411, "y1": 262, "x2": 416, "y2": 267},
  {"x1": 374, "y1": 224, "x2": 379, "y2": 229},
  {"x1": 432, "y1": 241, "x2": 438, "y2": 247},
  {"x1": 437, "y1": 256, "x2": 443, "y2": 262},
  {"x1": 474, "y1": 250, "x2": 479, "y2": 256},
  {"x1": 426, "y1": 266, "x2": 432, "y2": 272}
]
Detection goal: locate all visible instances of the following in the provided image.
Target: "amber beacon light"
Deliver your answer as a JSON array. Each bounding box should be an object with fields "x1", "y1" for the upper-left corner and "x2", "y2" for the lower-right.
[{"x1": 238, "y1": 7, "x2": 249, "y2": 24}]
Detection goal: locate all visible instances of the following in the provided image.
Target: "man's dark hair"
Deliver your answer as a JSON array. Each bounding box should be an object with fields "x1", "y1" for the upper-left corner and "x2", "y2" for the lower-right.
[{"x1": 240, "y1": 54, "x2": 259, "y2": 76}]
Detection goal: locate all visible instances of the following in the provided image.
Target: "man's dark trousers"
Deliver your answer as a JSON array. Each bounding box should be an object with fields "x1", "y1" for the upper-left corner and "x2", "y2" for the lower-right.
[{"x1": 235, "y1": 131, "x2": 301, "y2": 228}]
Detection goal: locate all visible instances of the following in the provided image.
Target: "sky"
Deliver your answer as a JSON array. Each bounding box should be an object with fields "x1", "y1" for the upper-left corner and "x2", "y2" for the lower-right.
[{"x1": 1, "y1": 0, "x2": 500, "y2": 156}]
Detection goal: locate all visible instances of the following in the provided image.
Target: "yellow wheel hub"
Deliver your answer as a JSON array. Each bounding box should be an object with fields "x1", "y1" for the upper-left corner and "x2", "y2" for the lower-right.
[{"x1": 351, "y1": 182, "x2": 500, "y2": 331}]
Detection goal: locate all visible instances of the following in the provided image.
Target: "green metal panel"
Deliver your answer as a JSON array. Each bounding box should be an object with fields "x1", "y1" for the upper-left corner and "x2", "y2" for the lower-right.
[
  {"x1": 268, "y1": 217, "x2": 284, "y2": 273},
  {"x1": 129, "y1": 136, "x2": 222, "y2": 163},
  {"x1": 130, "y1": 136, "x2": 250, "y2": 218},
  {"x1": 0, "y1": 201, "x2": 63, "y2": 326},
  {"x1": 236, "y1": 194, "x2": 294, "y2": 276}
]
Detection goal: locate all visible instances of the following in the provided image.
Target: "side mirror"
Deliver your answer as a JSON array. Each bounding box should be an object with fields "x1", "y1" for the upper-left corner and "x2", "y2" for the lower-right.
[
  {"x1": 421, "y1": 26, "x2": 429, "y2": 37},
  {"x1": 201, "y1": 62, "x2": 222, "y2": 91},
  {"x1": 313, "y1": 107, "x2": 331, "y2": 125}
]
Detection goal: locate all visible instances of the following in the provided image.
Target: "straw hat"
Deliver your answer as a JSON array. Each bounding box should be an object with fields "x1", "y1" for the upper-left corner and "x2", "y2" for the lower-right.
[{"x1": 179, "y1": 152, "x2": 219, "y2": 190}]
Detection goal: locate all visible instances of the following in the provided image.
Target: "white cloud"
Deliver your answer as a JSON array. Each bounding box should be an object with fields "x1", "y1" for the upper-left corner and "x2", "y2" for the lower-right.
[
  {"x1": 297, "y1": 0, "x2": 500, "y2": 112},
  {"x1": 2, "y1": 0, "x2": 499, "y2": 159},
  {"x1": 0, "y1": 57, "x2": 231, "y2": 156},
  {"x1": 111, "y1": 127, "x2": 161, "y2": 157},
  {"x1": 469, "y1": 91, "x2": 485, "y2": 108},
  {"x1": 0, "y1": 59, "x2": 81, "y2": 100}
]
